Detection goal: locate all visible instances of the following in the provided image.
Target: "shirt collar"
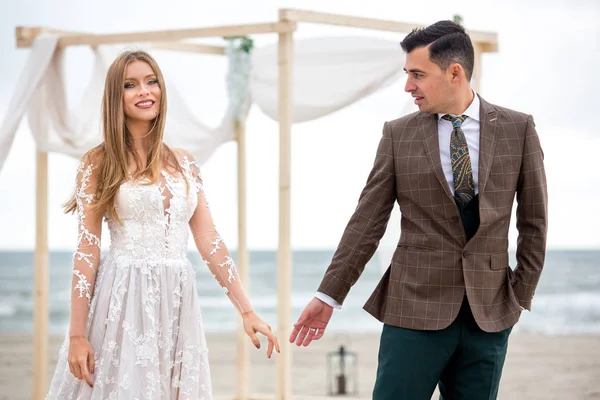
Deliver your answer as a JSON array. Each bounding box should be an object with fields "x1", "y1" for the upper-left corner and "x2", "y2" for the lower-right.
[{"x1": 438, "y1": 90, "x2": 480, "y2": 122}]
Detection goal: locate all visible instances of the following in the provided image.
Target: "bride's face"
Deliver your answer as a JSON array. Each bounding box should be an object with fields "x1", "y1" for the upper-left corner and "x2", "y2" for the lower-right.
[{"x1": 122, "y1": 60, "x2": 161, "y2": 123}]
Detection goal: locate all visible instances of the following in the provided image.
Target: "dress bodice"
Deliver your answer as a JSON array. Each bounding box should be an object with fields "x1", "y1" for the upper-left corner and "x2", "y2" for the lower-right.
[{"x1": 108, "y1": 168, "x2": 198, "y2": 261}]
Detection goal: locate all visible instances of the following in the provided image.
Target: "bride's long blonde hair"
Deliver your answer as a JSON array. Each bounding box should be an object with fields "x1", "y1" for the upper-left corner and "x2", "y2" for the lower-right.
[{"x1": 64, "y1": 50, "x2": 184, "y2": 223}]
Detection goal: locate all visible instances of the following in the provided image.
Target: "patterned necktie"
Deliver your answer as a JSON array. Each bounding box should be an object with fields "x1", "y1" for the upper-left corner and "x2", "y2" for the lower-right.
[{"x1": 442, "y1": 114, "x2": 474, "y2": 208}]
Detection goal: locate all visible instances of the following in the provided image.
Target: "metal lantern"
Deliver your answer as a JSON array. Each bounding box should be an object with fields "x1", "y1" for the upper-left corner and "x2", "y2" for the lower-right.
[{"x1": 327, "y1": 345, "x2": 358, "y2": 396}]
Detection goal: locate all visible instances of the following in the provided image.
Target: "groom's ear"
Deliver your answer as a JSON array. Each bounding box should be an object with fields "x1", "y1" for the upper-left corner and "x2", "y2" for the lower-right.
[{"x1": 449, "y1": 63, "x2": 464, "y2": 83}]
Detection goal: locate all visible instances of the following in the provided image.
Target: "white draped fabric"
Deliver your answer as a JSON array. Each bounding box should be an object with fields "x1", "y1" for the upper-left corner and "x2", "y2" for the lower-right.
[
  {"x1": 0, "y1": 35, "x2": 407, "y2": 171},
  {"x1": 251, "y1": 36, "x2": 406, "y2": 122}
]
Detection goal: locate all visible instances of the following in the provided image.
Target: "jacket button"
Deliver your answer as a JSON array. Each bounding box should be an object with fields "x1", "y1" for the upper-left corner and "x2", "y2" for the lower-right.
[{"x1": 463, "y1": 251, "x2": 469, "y2": 257}]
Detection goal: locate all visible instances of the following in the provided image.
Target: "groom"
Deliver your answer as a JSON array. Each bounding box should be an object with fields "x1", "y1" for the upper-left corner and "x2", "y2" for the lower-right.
[{"x1": 290, "y1": 20, "x2": 548, "y2": 399}]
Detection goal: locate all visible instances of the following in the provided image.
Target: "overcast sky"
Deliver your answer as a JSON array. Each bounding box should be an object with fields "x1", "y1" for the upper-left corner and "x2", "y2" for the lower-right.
[{"x1": 0, "y1": 0, "x2": 599, "y2": 251}]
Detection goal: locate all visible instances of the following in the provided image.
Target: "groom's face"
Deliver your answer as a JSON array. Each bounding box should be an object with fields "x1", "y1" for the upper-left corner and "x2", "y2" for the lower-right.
[{"x1": 404, "y1": 46, "x2": 453, "y2": 114}]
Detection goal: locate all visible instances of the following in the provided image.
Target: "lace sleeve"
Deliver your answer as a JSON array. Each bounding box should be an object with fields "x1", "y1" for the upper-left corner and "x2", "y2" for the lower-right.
[
  {"x1": 183, "y1": 154, "x2": 253, "y2": 314},
  {"x1": 69, "y1": 154, "x2": 102, "y2": 337}
]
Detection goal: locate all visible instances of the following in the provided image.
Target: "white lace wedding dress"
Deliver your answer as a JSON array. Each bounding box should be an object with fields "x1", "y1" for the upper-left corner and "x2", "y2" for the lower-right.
[{"x1": 46, "y1": 151, "x2": 252, "y2": 400}]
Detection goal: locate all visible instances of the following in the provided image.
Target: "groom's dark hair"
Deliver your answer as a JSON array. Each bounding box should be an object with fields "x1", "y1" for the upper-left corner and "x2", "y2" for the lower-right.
[{"x1": 400, "y1": 20, "x2": 475, "y2": 81}]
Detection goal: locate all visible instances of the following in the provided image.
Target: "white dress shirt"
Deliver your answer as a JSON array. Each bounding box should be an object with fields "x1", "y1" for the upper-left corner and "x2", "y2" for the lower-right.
[
  {"x1": 317, "y1": 92, "x2": 482, "y2": 310},
  {"x1": 438, "y1": 92, "x2": 480, "y2": 196}
]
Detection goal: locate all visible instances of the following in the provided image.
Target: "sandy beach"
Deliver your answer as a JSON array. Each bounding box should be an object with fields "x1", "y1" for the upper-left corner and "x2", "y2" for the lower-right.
[{"x1": 1, "y1": 332, "x2": 599, "y2": 399}]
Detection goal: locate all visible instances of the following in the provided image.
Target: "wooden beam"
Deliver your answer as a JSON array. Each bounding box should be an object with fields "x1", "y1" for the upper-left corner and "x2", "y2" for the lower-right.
[
  {"x1": 55, "y1": 22, "x2": 296, "y2": 48},
  {"x1": 15, "y1": 26, "x2": 89, "y2": 48},
  {"x1": 16, "y1": 26, "x2": 44, "y2": 48},
  {"x1": 280, "y1": 9, "x2": 498, "y2": 51},
  {"x1": 478, "y1": 41, "x2": 498, "y2": 53},
  {"x1": 151, "y1": 42, "x2": 226, "y2": 55},
  {"x1": 16, "y1": 26, "x2": 227, "y2": 55}
]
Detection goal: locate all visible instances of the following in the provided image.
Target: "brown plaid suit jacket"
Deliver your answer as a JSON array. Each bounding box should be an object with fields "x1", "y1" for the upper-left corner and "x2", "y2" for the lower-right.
[{"x1": 318, "y1": 96, "x2": 548, "y2": 333}]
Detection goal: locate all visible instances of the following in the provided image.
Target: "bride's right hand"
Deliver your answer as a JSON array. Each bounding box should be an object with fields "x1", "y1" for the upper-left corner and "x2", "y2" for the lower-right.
[{"x1": 68, "y1": 335, "x2": 95, "y2": 387}]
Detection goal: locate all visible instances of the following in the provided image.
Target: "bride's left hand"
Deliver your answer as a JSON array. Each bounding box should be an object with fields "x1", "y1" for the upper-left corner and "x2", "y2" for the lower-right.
[{"x1": 242, "y1": 311, "x2": 280, "y2": 358}]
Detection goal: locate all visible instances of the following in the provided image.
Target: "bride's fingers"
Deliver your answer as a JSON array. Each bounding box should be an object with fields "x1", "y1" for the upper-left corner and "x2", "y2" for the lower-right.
[
  {"x1": 267, "y1": 337, "x2": 274, "y2": 358},
  {"x1": 254, "y1": 323, "x2": 273, "y2": 349},
  {"x1": 267, "y1": 330, "x2": 280, "y2": 355},
  {"x1": 273, "y1": 333, "x2": 281, "y2": 353},
  {"x1": 252, "y1": 321, "x2": 280, "y2": 357},
  {"x1": 258, "y1": 325, "x2": 280, "y2": 358},
  {"x1": 247, "y1": 330, "x2": 260, "y2": 349}
]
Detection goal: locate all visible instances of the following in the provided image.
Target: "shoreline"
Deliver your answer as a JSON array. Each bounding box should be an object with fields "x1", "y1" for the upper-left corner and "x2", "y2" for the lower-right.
[{"x1": 1, "y1": 332, "x2": 599, "y2": 399}]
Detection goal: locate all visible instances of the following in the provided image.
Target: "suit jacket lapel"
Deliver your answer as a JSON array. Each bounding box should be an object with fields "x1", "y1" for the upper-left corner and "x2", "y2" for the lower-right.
[
  {"x1": 478, "y1": 96, "x2": 499, "y2": 194},
  {"x1": 420, "y1": 113, "x2": 454, "y2": 200}
]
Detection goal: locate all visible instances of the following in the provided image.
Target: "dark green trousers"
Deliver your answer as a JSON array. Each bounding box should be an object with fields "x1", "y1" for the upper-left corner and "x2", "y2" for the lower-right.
[{"x1": 373, "y1": 297, "x2": 512, "y2": 400}]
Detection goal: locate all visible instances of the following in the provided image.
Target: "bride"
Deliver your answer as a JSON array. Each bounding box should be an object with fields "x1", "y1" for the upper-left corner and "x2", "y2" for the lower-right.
[{"x1": 45, "y1": 49, "x2": 279, "y2": 399}]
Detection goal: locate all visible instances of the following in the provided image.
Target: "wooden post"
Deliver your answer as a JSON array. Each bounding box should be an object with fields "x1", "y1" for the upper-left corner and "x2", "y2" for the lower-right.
[
  {"x1": 472, "y1": 42, "x2": 483, "y2": 94},
  {"x1": 32, "y1": 149, "x2": 49, "y2": 399},
  {"x1": 276, "y1": 10, "x2": 294, "y2": 400},
  {"x1": 30, "y1": 42, "x2": 50, "y2": 400},
  {"x1": 236, "y1": 121, "x2": 250, "y2": 400}
]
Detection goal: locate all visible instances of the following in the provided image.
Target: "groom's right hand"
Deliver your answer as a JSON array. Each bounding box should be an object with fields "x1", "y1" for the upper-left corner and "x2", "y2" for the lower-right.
[{"x1": 289, "y1": 297, "x2": 333, "y2": 347}]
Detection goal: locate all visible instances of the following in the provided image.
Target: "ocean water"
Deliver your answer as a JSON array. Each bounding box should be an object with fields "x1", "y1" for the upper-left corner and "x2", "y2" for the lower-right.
[{"x1": 0, "y1": 250, "x2": 598, "y2": 335}]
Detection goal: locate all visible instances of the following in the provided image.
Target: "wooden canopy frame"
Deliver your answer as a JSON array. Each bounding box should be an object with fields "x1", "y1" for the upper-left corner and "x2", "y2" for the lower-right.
[{"x1": 15, "y1": 8, "x2": 497, "y2": 400}]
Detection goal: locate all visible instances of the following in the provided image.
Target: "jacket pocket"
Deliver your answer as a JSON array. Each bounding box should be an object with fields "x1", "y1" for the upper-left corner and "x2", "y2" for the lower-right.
[{"x1": 397, "y1": 243, "x2": 436, "y2": 252}]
